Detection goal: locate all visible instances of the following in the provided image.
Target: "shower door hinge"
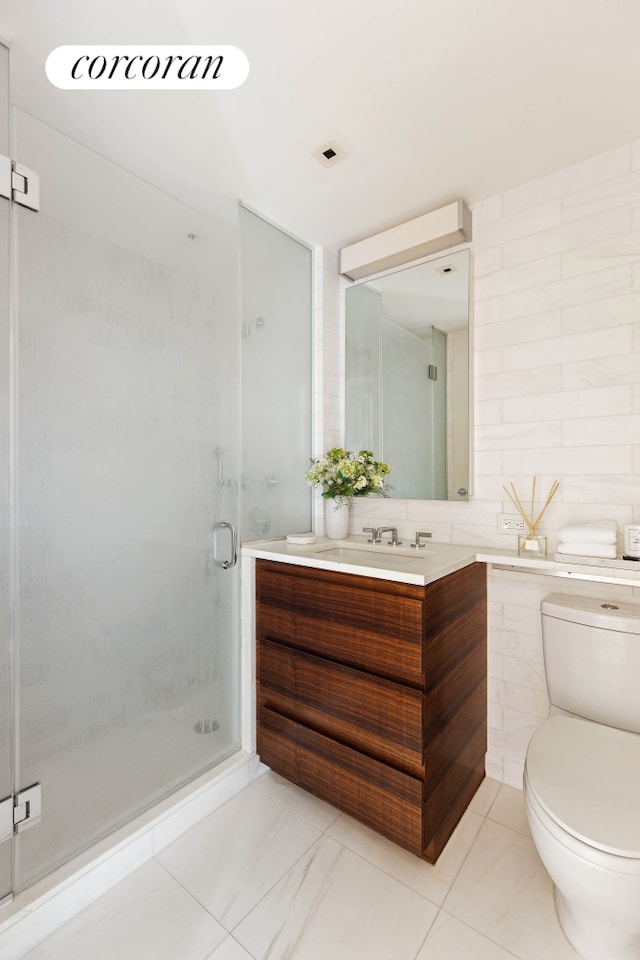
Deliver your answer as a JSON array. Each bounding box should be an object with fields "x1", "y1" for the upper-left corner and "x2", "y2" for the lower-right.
[
  {"x1": 0, "y1": 783, "x2": 43, "y2": 840},
  {"x1": 428, "y1": 364, "x2": 438, "y2": 381},
  {"x1": 0, "y1": 153, "x2": 40, "y2": 211}
]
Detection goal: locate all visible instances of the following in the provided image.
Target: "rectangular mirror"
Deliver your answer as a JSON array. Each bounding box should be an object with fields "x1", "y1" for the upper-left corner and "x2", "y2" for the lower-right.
[{"x1": 345, "y1": 248, "x2": 470, "y2": 500}]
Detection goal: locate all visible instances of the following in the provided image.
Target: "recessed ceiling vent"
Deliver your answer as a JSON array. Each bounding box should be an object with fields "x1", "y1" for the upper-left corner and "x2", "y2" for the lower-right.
[{"x1": 312, "y1": 141, "x2": 346, "y2": 167}]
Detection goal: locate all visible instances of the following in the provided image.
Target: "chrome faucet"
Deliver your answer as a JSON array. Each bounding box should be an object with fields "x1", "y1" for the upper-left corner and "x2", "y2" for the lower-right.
[
  {"x1": 410, "y1": 531, "x2": 432, "y2": 549},
  {"x1": 362, "y1": 526, "x2": 402, "y2": 545},
  {"x1": 363, "y1": 526, "x2": 381, "y2": 543},
  {"x1": 377, "y1": 526, "x2": 402, "y2": 546}
]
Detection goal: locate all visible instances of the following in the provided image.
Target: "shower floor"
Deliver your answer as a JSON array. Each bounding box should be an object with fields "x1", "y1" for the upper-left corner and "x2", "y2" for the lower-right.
[{"x1": 14, "y1": 693, "x2": 238, "y2": 891}]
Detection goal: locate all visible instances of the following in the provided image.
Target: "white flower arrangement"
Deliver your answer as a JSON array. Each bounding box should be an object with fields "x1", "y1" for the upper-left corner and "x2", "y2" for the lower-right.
[{"x1": 305, "y1": 448, "x2": 391, "y2": 500}]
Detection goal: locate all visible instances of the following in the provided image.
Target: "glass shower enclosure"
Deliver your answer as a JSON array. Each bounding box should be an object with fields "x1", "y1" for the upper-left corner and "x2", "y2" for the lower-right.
[
  {"x1": 0, "y1": 41, "x2": 11, "y2": 901},
  {"x1": 0, "y1": 46, "x2": 243, "y2": 897},
  {"x1": 239, "y1": 205, "x2": 312, "y2": 541}
]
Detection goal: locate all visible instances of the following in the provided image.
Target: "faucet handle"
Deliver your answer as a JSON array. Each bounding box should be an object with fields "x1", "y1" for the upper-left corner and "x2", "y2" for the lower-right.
[
  {"x1": 362, "y1": 527, "x2": 379, "y2": 543},
  {"x1": 411, "y1": 531, "x2": 432, "y2": 549}
]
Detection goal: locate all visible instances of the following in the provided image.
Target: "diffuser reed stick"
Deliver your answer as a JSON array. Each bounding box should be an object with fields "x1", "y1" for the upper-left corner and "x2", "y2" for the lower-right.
[
  {"x1": 502, "y1": 477, "x2": 559, "y2": 536},
  {"x1": 532, "y1": 480, "x2": 560, "y2": 531}
]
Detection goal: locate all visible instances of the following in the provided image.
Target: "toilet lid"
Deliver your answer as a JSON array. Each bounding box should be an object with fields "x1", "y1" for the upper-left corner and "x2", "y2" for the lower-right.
[{"x1": 526, "y1": 716, "x2": 640, "y2": 858}]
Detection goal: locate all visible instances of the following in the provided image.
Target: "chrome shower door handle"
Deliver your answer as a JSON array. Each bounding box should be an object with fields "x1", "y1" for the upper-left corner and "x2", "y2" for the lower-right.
[{"x1": 212, "y1": 521, "x2": 238, "y2": 569}]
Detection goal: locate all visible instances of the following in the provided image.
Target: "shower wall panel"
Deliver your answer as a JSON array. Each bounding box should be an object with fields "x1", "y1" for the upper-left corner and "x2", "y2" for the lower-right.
[{"x1": 240, "y1": 207, "x2": 312, "y2": 540}]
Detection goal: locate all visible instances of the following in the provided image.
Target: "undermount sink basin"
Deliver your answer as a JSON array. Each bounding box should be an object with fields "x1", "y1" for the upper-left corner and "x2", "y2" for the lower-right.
[{"x1": 314, "y1": 543, "x2": 435, "y2": 564}]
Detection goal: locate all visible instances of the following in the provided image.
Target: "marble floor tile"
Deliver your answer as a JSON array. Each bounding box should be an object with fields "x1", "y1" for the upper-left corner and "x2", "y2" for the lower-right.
[
  {"x1": 20, "y1": 860, "x2": 225, "y2": 960},
  {"x1": 233, "y1": 835, "x2": 438, "y2": 960},
  {"x1": 250, "y1": 770, "x2": 342, "y2": 831},
  {"x1": 443, "y1": 819, "x2": 581, "y2": 959},
  {"x1": 6, "y1": 777, "x2": 594, "y2": 960},
  {"x1": 417, "y1": 911, "x2": 520, "y2": 960},
  {"x1": 157, "y1": 786, "x2": 321, "y2": 930},
  {"x1": 206, "y1": 935, "x2": 256, "y2": 960},
  {"x1": 468, "y1": 777, "x2": 502, "y2": 817},
  {"x1": 487, "y1": 784, "x2": 532, "y2": 837},
  {"x1": 326, "y1": 806, "x2": 484, "y2": 906}
]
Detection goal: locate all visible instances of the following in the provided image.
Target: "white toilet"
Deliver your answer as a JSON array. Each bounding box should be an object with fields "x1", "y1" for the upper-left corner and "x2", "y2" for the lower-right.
[{"x1": 523, "y1": 593, "x2": 640, "y2": 960}]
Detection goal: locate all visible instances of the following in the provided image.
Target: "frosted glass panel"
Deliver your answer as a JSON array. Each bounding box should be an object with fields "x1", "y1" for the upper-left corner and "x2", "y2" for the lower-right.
[
  {"x1": 0, "y1": 42, "x2": 8, "y2": 154},
  {"x1": 12, "y1": 110, "x2": 240, "y2": 890},
  {"x1": 0, "y1": 42, "x2": 10, "y2": 901},
  {"x1": 240, "y1": 207, "x2": 311, "y2": 540}
]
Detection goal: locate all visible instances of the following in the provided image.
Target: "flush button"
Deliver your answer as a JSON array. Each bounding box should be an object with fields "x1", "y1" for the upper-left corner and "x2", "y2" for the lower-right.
[{"x1": 601, "y1": 602, "x2": 619, "y2": 610}]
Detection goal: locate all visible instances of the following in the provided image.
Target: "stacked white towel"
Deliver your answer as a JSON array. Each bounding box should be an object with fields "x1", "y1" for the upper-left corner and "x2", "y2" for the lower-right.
[{"x1": 556, "y1": 520, "x2": 618, "y2": 559}]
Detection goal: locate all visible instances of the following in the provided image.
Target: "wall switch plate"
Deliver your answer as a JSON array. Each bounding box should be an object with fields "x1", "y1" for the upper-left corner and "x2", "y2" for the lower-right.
[{"x1": 498, "y1": 514, "x2": 525, "y2": 534}]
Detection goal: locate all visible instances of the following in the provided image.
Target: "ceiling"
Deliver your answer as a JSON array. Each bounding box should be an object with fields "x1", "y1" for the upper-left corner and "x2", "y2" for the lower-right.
[{"x1": 1, "y1": 0, "x2": 640, "y2": 252}]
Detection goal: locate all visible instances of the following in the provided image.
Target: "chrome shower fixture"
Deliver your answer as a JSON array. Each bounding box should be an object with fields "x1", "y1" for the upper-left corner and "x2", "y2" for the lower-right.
[{"x1": 242, "y1": 315, "x2": 266, "y2": 338}]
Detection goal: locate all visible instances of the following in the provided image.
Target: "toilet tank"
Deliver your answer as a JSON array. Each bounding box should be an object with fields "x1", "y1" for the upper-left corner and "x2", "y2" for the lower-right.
[{"x1": 541, "y1": 593, "x2": 640, "y2": 735}]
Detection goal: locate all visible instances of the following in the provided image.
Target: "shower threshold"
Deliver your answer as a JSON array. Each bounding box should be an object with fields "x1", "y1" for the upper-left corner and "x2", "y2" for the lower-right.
[{"x1": 0, "y1": 751, "x2": 260, "y2": 959}]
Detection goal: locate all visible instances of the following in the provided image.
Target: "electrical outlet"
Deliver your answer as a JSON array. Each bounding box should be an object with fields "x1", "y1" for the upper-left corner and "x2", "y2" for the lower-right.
[{"x1": 498, "y1": 514, "x2": 525, "y2": 534}]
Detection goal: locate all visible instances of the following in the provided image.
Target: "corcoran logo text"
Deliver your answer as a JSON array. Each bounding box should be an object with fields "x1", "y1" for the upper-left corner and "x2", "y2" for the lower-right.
[{"x1": 46, "y1": 45, "x2": 249, "y2": 90}]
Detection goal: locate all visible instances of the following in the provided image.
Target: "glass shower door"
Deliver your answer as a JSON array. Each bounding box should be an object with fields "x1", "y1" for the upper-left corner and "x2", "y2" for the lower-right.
[
  {"x1": 10, "y1": 108, "x2": 240, "y2": 891},
  {"x1": 0, "y1": 41, "x2": 11, "y2": 903}
]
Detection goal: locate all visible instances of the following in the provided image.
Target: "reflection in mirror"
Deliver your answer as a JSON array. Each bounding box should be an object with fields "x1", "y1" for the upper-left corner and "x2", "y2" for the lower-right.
[{"x1": 345, "y1": 249, "x2": 470, "y2": 501}]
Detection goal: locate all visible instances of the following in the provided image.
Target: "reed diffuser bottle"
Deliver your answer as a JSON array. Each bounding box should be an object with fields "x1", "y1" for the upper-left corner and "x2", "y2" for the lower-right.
[{"x1": 503, "y1": 477, "x2": 560, "y2": 559}]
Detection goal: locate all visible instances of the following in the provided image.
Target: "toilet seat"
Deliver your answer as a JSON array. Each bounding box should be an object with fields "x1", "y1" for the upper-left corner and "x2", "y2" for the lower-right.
[{"x1": 525, "y1": 715, "x2": 640, "y2": 858}]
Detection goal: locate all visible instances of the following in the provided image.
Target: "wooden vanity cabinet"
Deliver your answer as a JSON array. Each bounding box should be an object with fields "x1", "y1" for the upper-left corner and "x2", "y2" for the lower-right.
[{"x1": 255, "y1": 559, "x2": 487, "y2": 863}]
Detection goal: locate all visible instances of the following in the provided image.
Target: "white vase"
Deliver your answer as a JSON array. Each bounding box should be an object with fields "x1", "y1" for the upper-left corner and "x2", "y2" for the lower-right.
[{"x1": 325, "y1": 498, "x2": 350, "y2": 539}]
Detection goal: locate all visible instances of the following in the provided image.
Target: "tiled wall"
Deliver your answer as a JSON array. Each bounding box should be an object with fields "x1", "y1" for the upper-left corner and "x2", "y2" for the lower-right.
[
  {"x1": 318, "y1": 138, "x2": 640, "y2": 787},
  {"x1": 472, "y1": 141, "x2": 640, "y2": 548}
]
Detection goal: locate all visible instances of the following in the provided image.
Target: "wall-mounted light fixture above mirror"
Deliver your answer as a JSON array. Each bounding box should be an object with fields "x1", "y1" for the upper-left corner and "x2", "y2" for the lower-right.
[
  {"x1": 340, "y1": 200, "x2": 471, "y2": 280},
  {"x1": 345, "y1": 248, "x2": 471, "y2": 501}
]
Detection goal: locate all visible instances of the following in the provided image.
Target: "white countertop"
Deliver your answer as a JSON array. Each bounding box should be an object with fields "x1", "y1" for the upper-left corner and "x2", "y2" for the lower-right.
[{"x1": 242, "y1": 536, "x2": 640, "y2": 588}]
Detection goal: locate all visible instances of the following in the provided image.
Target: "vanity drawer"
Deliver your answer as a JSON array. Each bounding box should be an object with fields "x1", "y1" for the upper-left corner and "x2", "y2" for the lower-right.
[
  {"x1": 258, "y1": 638, "x2": 424, "y2": 776},
  {"x1": 258, "y1": 707, "x2": 424, "y2": 856},
  {"x1": 256, "y1": 560, "x2": 425, "y2": 685}
]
